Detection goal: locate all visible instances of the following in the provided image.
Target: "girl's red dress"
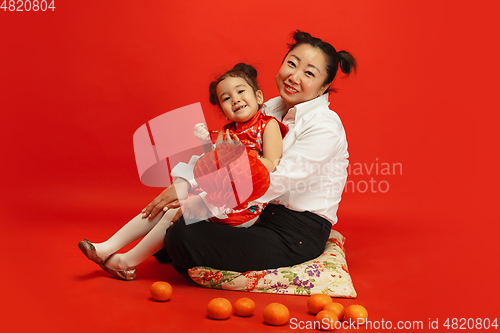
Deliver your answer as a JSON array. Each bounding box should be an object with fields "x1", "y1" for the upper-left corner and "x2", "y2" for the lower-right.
[{"x1": 207, "y1": 111, "x2": 286, "y2": 227}]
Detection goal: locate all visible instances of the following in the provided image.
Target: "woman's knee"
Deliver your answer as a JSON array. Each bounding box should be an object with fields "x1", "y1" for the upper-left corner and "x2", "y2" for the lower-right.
[
  {"x1": 164, "y1": 219, "x2": 207, "y2": 262},
  {"x1": 164, "y1": 218, "x2": 188, "y2": 249},
  {"x1": 165, "y1": 218, "x2": 211, "y2": 270}
]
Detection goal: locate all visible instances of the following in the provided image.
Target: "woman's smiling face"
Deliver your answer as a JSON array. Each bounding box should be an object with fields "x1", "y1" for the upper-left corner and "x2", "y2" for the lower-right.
[{"x1": 275, "y1": 43, "x2": 330, "y2": 110}]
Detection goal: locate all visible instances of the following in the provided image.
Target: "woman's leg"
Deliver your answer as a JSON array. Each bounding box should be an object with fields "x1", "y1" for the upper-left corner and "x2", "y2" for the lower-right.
[
  {"x1": 104, "y1": 209, "x2": 178, "y2": 269},
  {"x1": 92, "y1": 211, "x2": 166, "y2": 260},
  {"x1": 165, "y1": 204, "x2": 331, "y2": 272}
]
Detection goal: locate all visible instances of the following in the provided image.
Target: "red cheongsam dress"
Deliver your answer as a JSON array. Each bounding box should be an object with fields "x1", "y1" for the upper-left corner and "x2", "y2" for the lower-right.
[{"x1": 209, "y1": 111, "x2": 287, "y2": 227}]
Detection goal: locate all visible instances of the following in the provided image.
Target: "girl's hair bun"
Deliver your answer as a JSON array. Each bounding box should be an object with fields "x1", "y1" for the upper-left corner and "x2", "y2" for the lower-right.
[
  {"x1": 232, "y1": 63, "x2": 257, "y2": 80},
  {"x1": 209, "y1": 81, "x2": 219, "y2": 106}
]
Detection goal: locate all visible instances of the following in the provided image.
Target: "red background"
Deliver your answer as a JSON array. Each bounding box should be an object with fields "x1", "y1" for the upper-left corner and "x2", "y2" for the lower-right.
[{"x1": 1, "y1": 0, "x2": 499, "y2": 332}]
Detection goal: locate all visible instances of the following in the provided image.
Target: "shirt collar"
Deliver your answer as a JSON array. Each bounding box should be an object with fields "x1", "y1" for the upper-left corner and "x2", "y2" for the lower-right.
[{"x1": 262, "y1": 94, "x2": 330, "y2": 122}]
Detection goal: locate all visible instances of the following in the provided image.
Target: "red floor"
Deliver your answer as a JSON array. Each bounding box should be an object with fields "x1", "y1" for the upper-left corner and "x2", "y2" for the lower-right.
[
  {"x1": 3, "y1": 193, "x2": 498, "y2": 332},
  {"x1": 2, "y1": 1, "x2": 499, "y2": 331}
]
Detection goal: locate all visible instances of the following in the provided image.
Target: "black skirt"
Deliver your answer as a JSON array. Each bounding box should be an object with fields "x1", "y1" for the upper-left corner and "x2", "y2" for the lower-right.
[{"x1": 163, "y1": 203, "x2": 332, "y2": 272}]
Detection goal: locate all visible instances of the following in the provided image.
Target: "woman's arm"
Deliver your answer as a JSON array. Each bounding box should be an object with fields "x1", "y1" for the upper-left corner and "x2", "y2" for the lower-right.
[
  {"x1": 256, "y1": 116, "x2": 346, "y2": 203},
  {"x1": 259, "y1": 119, "x2": 283, "y2": 172}
]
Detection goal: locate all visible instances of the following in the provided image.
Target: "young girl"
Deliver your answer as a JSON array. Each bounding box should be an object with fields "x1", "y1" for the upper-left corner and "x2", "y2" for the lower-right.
[
  {"x1": 193, "y1": 63, "x2": 286, "y2": 227},
  {"x1": 78, "y1": 63, "x2": 285, "y2": 281}
]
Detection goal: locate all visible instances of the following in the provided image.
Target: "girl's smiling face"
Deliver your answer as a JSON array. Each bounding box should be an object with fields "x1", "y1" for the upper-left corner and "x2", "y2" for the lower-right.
[
  {"x1": 217, "y1": 76, "x2": 263, "y2": 124},
  {"x1": 276, "y1": 43, "x2": 330, "y2": 110}
]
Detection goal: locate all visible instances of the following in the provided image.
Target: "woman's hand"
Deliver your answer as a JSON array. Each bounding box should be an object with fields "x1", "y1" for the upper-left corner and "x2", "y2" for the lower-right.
[
  {"x1": 171, "y1": 195, "x2": 210, "y2": 223},
  {"x1": 142, "y1": 178, "x2": 190, "y2": 220}
]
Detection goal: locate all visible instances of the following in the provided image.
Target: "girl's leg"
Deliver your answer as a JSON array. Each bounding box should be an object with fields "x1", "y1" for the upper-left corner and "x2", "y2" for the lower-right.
[
  {"x1": 92, "y1": 211, "x2": 166, "y2": 260},
  {"x1": 104, "y1": 209, "x2": 177, "y2": 269}
]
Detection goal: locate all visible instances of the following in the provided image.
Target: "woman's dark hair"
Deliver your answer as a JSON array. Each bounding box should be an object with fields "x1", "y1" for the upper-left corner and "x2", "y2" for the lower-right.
[
  {"x1": 285, "y1": 30, "x2": 357, "y2": 93},
  {"x1": 209, "y1": 63, "x2": 261, "y2": 107}
]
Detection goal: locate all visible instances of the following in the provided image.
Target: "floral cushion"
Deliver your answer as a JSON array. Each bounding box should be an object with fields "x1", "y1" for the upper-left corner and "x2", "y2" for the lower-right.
[{"x1": 187, "y1": 229, "x2": 357, "y2": 298}]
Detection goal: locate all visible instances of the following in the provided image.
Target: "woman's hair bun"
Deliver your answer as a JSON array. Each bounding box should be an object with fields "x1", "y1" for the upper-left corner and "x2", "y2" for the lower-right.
[
  {"x1": 232, "y1": 63, "x2": 257, "y2": 80},
  {"x1": 292, "y1": 30, "x2": 312, "y2": 42},
  {"x1": 337, "y1": 50, "x2": 357, "y2": 75}
]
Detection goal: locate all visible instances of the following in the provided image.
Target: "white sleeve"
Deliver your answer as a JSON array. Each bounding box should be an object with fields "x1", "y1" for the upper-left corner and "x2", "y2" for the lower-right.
[
  {"x1": 256, "y1": 118, "x2": 345, "y2": 203},
  {"x1": 199, "y1": 192, "x2": 226, "y2": 217},
  {"x1": 170, "y1": 155, "x2": 227, "y2": 216},
  {"x1": 170, "y1": 155, "x2": 200, "y2": 189}
]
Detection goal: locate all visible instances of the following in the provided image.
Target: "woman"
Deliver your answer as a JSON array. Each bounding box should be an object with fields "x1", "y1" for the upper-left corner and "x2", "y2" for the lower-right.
[{"x1": 144, "y1": 30, "x2": 356, "y2": 273}]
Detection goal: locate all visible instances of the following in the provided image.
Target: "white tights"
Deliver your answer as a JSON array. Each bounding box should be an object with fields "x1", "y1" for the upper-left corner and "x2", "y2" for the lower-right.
[{"x1": 92, "y1": 209, "x2": 177, "y2": 269}]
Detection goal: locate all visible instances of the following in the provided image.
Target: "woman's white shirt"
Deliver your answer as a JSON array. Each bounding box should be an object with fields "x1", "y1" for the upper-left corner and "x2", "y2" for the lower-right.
[
  {"x1": 257, "y1": 94, "x2": 348, "y2": 225},
  {"x1": 170, "y1": 94, "x2": 349, "y2": 225}
]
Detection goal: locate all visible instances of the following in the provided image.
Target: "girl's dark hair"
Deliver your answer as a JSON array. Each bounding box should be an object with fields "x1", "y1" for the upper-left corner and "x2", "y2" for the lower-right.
[
  {"x1": 285, "y1": 30, "x2": 357, "y2": 93},
  {"x1": 209, "y1": 63, "x2": 261, "y2": 107}
]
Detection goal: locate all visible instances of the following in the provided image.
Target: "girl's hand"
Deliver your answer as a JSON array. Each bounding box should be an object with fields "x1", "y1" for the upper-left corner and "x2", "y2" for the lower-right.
[
  {"x1": 171, "y1": 195, "x2": 210, "y2": 223},
  {"x1": 215, "y1": 129, "x2": 240, "y2": 146},
  {"x1": 225, "y1": 129, "x2": 240, "y2": 145},
  {"x1": 193, "y1": 123, "x2": 211, "y2": 142},
  {"x1": 142, "y1": 178, "x2": 190, "y2": 220},
  {"x1": 214, "y1": 129, "x2": 224, "y2": 146},
  {"x1": 195, "y1": 123, "x2": 214, "y2": 153}
]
